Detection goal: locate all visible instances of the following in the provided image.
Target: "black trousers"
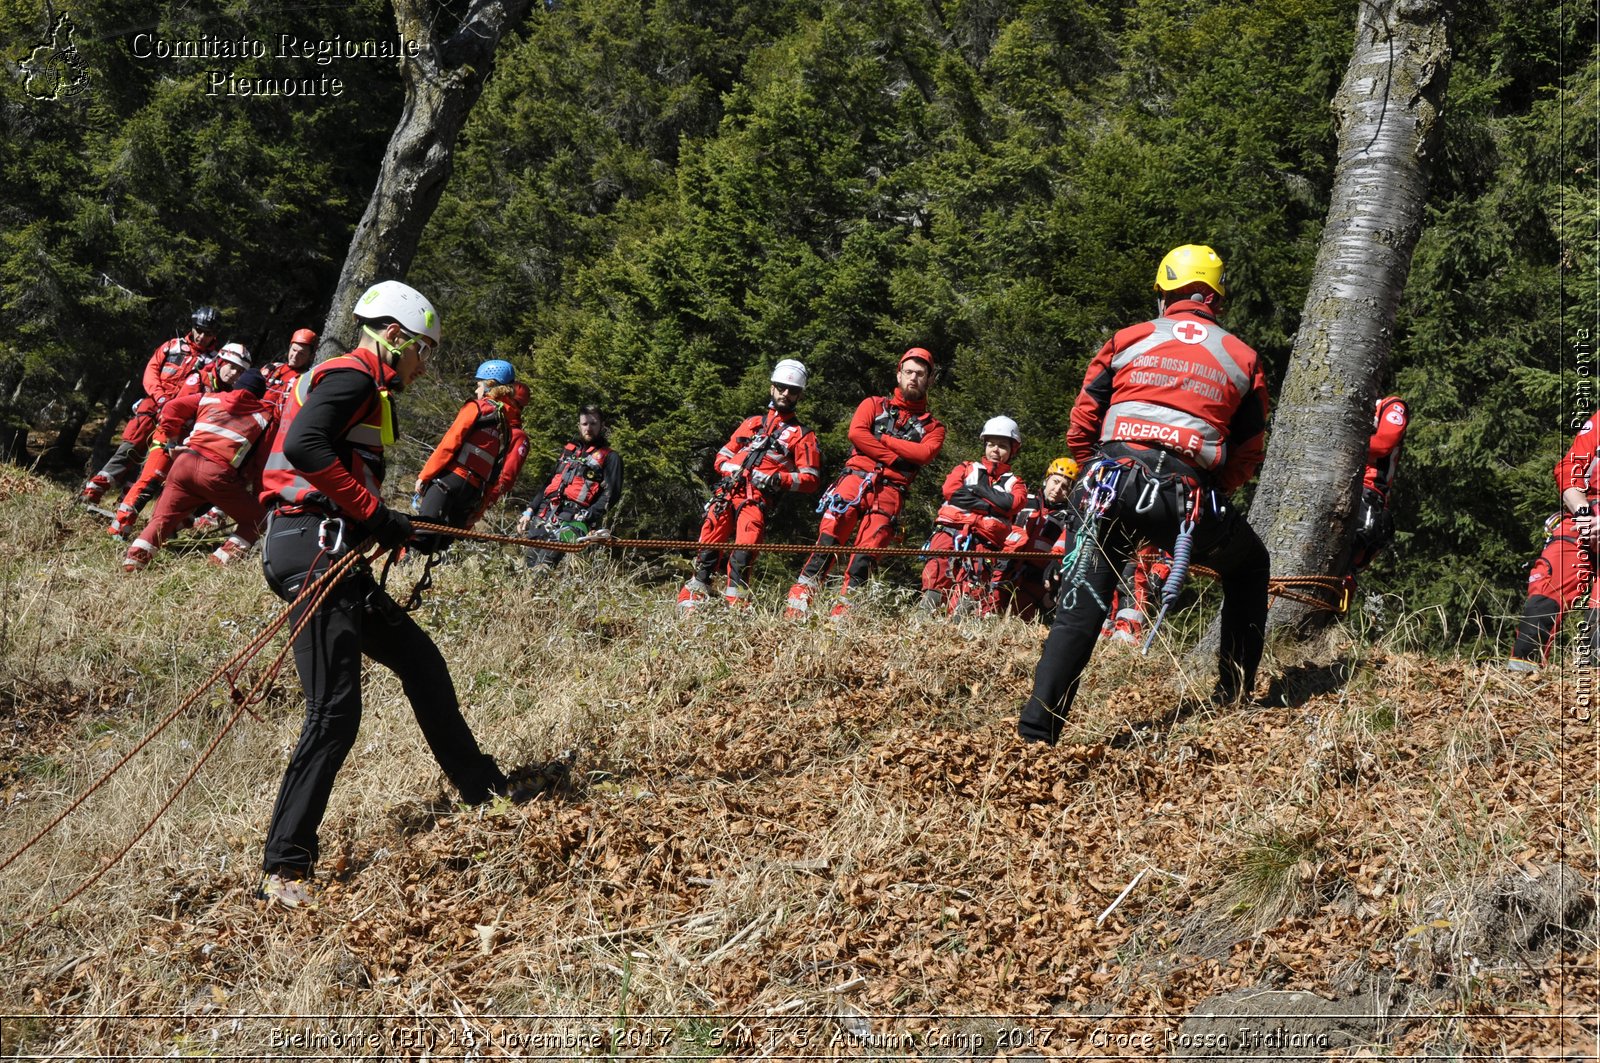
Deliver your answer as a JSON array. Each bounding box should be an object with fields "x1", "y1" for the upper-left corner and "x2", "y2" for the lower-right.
[
  {"x1": 1017, "y1": 457, "x2": 1270, "y2": 745},
  {"x1": 417, "y1": 472, "x2": 482, "y2": 528},
  {"x1": 259, "y1": 511, "x2": 504, "y2": 873},
  {"x1": 523, "y1": 500, "x2": 583, "y2": 568}
]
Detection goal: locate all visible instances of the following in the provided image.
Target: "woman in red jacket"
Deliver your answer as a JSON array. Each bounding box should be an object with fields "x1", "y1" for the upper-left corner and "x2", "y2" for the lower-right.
[
  {"x1": 919, "y1": 416, "x2": 1028, "y2": 615},
  {"x1": 412, "y1": 360, "x2": 522, "y2": 544}
]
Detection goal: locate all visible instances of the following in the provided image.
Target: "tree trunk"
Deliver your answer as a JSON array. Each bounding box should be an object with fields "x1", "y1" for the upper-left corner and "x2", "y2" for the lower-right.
[
  {"x1": 319, "y1": 0, "x2": 533, "y2": 358},
  {"x1": 1247, "y1": 0, "x2": 1455, "y2": 638},
  {"x1": 45, "y1": 408, "x2": 85, "y2": 469},
  {"x1": 86, "y1": 377, "x2": 139, "y2": 471}
]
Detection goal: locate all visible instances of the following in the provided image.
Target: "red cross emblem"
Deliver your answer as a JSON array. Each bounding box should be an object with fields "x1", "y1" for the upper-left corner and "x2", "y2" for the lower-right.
[{"x1": 1173, "y1": 321, "x2": 1208, "y2": 344}]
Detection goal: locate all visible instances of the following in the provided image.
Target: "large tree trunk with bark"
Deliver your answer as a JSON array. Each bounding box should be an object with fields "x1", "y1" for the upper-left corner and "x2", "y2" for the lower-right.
[
  {"x1": 1248, "y1": 0, "x2": 1455, "y2": 637},
  {"x1": 319, "y1": 0, "x2": 533, "y2": 358}
]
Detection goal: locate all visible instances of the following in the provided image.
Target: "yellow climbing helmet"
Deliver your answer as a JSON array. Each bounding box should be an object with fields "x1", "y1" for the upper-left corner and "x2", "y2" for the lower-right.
[
  {"x1": 1154, "y1": 244, "x2": 1227, "y2": 298},
  {"x1": 1046, "y1": 456, "x2": 1080, "y2": 481}
]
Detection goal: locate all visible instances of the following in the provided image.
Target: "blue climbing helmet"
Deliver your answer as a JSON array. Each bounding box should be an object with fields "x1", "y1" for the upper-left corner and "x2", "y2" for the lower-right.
[{"x1": 475, "y1": 359, "x2": 515, "y2": 385}]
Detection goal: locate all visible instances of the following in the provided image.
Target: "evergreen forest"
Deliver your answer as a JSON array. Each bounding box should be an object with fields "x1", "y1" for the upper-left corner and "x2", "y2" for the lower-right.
[{"x1": 2, "y1": 0, "x2": 1595, "y2": 643}]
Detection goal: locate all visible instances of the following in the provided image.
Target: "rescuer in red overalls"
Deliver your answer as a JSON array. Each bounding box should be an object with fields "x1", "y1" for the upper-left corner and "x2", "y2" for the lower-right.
[
  {"x1": 183, "y1": 332, "x2": 319, "y2": 536},
  {"x1": 262, "y1": 328, "x2": 319, "y2": 414},
  {"x1": 1017, "y1": 244, "x2": 1272, "y2": 744},
  {"x1": 519, "y1": 404, "x2": 623, "y2": 569},
  {"x1": 82, "y1": 306, "x2": 224, "y2": 504},
  {"x1": 1348, "y1": 394, "x2": 1409, "y2": 575},
  {"x1": 121, "y1": 368, "x2": 276, "y2": 571},
  {"x1": 679, "y1": 359, "x2": 822, "y2": 608},
  {"x1": 785, "y1": 348, "x2": 946, "y2": 618},
  {"x1": 254, "y1": 281, "x2": 509, "y2": 909},
  {"x1": 1508, "y1": 412, "x2": 1600, "y2": 671},
  {"x1": 412, "y1": 359, "x2": 524, "y2": 545},
  {"x1": 107, "y1": 344, "x2": 251, "y2": 538},
  {"x1": 919, "y1": 416, "x2": 1028, "y2": 616},
  {"x1": 992, "y1": 455, "x2": 1081, "y2": 622}
]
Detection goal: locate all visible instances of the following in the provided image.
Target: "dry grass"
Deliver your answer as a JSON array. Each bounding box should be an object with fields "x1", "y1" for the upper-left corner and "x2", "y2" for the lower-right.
[{"x1": 1, "y1": 463, "x2": 1596, "y2": 1058}]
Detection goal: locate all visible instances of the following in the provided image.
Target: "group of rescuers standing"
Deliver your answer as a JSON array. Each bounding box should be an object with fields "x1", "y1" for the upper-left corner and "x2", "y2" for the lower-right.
[{"x1": 72, "y1": 244, "x2": 1587, "y2": 909}]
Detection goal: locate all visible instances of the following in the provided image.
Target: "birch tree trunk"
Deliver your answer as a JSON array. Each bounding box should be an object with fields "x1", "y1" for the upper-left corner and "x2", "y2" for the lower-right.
[
  {"x1": 1248, "y1": 0, "x2": 1456, "y2": 637},
  {"x1": 319, "y1": 0, "x2": 533, "y2": 357}
]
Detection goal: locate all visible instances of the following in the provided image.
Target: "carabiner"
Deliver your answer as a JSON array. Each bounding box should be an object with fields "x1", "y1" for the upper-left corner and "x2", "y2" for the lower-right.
[
  {"x1": 1134, "y1": 475, "x2": 1160, "y2": 513},
  {"x1": 317, "y1": 517, "x2": 346, "y2": 554}
]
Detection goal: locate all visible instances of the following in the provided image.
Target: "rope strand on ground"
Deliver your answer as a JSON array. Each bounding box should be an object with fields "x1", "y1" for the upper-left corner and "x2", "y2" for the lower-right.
[{"x1": 1, "y1": 547, "x2": 373, "y2": 950}]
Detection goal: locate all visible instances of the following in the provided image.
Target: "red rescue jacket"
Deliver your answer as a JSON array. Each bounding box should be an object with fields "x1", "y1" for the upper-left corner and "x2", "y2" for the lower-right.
[
  {"x1": 1068, "y1": 297, "x2": 1269, "y2": 491},
  {"x1": 153, "y1": 368, "x2": 227, "y2": 445},
  {"x1": 543, "y1": 440, "x2": 616, "y2": 509},
  {"x1": 261, "y1": 362, "x2": 304, "y2": 413},
  {"x1": 472, "y1": 424, "x2": 530, "y2": 523},
  {"x1": 259, "y1": 346, "x2": 395, "y2": 520},
  {"x1": 712, "y1": 406, "x2": 821, "y2": 503},
  {"x1": 185, "y1": 390, "x2": 276, "y2": 473},
  {"x1": 143, "y1": 332, "x2": 219, "y2": 405},
  {"x1": 934, "y1": 457, "x2": 1027, "y2": 547},
  {"x1": 839, "y1": 389, "x2": 946, "y2": 489},
  {"x1": 419, "y1": 396, "x2": 512, "y2": 489},
  {"x1": 1363, "y1": 395, "x2": 1409, "y2": 497}
]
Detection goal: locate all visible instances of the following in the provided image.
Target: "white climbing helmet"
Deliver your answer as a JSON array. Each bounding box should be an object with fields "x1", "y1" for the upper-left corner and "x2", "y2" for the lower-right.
[
  {"x1": 354, "y1": 280, "x2": 442, "y2": 346},
  {"x1": 981, "y1": 415, "x2": 1021, "y2": 446},
  {"x1": 771, "y1": 359, "x2": 808, "y2": 389},
  {"x1": 216, "y1": 342, "x2": 252, "y2": 370}
]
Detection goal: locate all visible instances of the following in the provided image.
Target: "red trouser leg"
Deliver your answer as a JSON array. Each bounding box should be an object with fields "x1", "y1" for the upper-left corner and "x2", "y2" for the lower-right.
[
  {"x1": 122, "y1": 404, "x2": 157, "y2": 448},
  {"x1": 920, "y1": 529, "x2": 958, "y2": 592},
  {"x1": 190, "y1": 458, "x2": 269, "y2": 544},
  {"x1": 843, "y1": 485, "x2": 903, "y2": 589},
  {"x1": 693, "y1": 501, "x2": 736, "y2": 583},
  {"x1": 727, "y1": 501, "x2": 768, "y2": 589},
  {"x1": 1513, "y1": 520, "x2": 1594, "y2": 661},
  {"x1": 799, "y1": 505, "x2": 861, "y2": 582},
  {"x1": 117, "y1": 446, "x2": 172, "y2": 513},
  {"x1": 1526, "y1": 522, "x2": 1592, "y2": 610},
  {"x1": 135, "y1": 453, "x2": 207, "y2": 551}
]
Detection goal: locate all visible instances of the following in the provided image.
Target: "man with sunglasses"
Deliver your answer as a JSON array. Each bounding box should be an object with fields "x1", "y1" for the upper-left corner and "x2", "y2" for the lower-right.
[
  {"x1": 679, "y1": 359, "x2": 821, "y2": 609},
  {"x1": 81, "y1": 305, "x2": 224, "y2": 504},
  {"x1": 254, "y1": 280, "x2": 510, "y2": 909}
]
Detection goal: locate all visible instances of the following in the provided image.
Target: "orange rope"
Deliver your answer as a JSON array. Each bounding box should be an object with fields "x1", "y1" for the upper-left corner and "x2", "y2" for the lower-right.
[
  {"x1": 418, "y1": 522, "x2": 1350, "y2": 612},
  {"x1": 2, "y1": 547, "x2": 373, "y2": 950}
]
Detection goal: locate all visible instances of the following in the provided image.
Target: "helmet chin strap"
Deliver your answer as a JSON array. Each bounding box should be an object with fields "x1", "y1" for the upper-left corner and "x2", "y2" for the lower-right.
[{"x1": 361, "y1": 324, "x2": 417, "y2": 366}]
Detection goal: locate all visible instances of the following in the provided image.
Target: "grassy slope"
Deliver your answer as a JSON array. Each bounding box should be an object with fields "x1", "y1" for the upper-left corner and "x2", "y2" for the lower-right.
[{"x1": 0, "y1": 464, "x2": 1595, "y2": 1059}]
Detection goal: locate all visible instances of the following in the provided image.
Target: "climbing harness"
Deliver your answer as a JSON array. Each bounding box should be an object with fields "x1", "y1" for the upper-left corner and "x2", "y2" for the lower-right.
[{"x1": 817, "y1": 469, "x2": 876, "y2": 517}]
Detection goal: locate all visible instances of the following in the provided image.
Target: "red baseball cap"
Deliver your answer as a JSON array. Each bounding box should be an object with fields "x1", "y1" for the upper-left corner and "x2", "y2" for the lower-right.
[{"x1": 899, "y1": 347, "x2": 934, "y2": 370}]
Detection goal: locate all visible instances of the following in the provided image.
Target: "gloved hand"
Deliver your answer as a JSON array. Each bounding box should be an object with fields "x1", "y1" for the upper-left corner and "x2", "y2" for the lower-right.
[
  {"x1": 366, "y1": 506, "x2": 414, "y2": 550},
  {"x1": 516, "y1": 509, "x2": 534, "y2": 535},
  {"x1": 752, "y1": 471, "x2": 778, "y2": 491}
]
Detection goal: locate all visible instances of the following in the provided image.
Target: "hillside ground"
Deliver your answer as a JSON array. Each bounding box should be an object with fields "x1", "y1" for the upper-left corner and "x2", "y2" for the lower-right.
[{"x1": 0, "y1": 464, "x2": 1595, "y2": 1059}]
